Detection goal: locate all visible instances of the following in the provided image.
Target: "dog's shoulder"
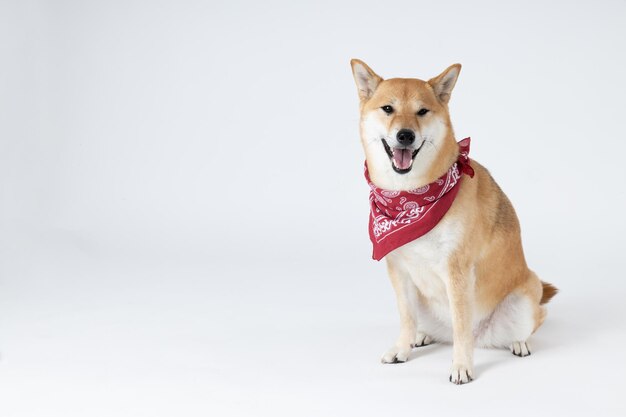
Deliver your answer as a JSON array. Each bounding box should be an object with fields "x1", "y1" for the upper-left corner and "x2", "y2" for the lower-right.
[{"x1": 455, "y1": 160, "x2": 521, "y2": 237}]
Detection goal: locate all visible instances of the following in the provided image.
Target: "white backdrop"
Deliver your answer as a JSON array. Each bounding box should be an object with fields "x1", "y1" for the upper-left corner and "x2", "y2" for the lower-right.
[{"x1": 1, "y1": 0, "x2": 625, "y2": 416}]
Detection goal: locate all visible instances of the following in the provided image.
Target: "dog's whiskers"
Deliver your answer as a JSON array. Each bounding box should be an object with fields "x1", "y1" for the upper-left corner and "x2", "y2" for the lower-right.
[
  {"x1": 364, "y1": 136, "x2": 387, "y2": 146},
  {"x1": 424, "y1": 138, "x2": 438, "y2": 152}
]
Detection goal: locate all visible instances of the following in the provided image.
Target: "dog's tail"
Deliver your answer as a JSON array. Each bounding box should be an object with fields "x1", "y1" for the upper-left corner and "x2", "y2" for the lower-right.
[{"x1": 540, "y1": 281, "x2": 558, "y2": 305}]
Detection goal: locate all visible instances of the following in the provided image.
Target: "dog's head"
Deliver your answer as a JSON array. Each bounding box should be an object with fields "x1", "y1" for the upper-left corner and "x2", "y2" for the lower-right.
[{"x1": 350, "y1": 59, "x2": 461, "y2": 189}]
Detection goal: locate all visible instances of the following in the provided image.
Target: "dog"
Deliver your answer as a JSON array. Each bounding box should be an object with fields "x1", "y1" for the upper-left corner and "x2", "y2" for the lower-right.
[{"x1": 350, "y1": 59, "x2": 557, "y2": 384}]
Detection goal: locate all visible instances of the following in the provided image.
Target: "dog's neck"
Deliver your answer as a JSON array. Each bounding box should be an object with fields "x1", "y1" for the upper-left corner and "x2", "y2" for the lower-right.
[{"x1": 365, "y1": 132, "x2": 460, "y2": 191}]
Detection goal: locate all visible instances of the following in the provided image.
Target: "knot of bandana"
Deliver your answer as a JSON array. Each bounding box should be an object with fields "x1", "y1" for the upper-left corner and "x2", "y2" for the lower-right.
[
  {"x1": 365, "y1": 137, "x2": 474, "y2": 260},
  {"x1": 456, "y1": 137, "x2": 474, "y2": 178}
]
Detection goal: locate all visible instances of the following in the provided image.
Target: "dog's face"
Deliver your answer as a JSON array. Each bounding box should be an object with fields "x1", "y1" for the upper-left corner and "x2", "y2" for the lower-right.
[{"x1": 351, "y1": 60, "x2": 461, "y2": 189}]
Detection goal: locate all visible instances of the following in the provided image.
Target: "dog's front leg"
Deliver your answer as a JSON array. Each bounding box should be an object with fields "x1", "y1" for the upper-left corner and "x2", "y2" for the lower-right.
[
  {"x1": 381, "y1": 259, "x2": 417, "y2": 364},
  {"x1": 446, "y1": 261, "x2": 475, "y2": 384}
]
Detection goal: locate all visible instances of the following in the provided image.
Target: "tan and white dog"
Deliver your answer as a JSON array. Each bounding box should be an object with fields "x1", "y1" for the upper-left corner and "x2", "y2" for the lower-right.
[{"x1": 350, "y1": 59, "x2": 557, "y2": 384}]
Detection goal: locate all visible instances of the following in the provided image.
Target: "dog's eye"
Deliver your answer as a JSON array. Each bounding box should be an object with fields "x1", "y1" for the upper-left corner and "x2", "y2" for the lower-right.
[
  {"x1": 417, "y1": 108, "x2": 430, "y2": 116},
  {"x1": 381, "y1": 105, "x2": 394, "y2": 114}
]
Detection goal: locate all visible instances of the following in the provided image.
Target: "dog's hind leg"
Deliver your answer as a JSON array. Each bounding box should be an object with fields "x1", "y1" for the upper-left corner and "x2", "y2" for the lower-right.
[
  {"x1": 380, "y1": 259, "x2": 418, "y2": 364},
  {"x1": 475, "y1": 292, "x2": 543, "y2": 356},
  {"x1": 412, "y1": 331, "x2": 433, "y2": 348},
  {"x1": 510, "y1": 340, "x2": 531, "y2": 357},
  {"x1": 475, "y1": 269, "x2": 550, "y2": 357}
]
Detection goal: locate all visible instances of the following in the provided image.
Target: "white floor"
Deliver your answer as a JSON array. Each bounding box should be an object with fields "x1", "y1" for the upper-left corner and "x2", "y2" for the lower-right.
[{"x1": 1, "y1": 229, "x2": 624, "y2": 417}]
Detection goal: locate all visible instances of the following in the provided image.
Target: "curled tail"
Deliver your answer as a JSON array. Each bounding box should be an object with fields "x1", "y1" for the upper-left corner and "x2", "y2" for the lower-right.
[{"x1": 540, "y1": 281, "x2": 558, "y2": 305}]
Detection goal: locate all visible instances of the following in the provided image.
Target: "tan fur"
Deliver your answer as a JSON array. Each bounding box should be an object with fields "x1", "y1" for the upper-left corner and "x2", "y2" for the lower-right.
[
  {"x1": 540, "y1": 281, "x2": 559, "y2": 305},
  {"x1": 350, "y1": 59, "x2": 557, "y2": 384}
]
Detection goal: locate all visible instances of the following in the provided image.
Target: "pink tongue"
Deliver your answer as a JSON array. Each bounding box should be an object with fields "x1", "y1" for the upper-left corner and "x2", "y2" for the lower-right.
[{"x1": 392, "y1": 148, "x2": 412, "y2": 170}]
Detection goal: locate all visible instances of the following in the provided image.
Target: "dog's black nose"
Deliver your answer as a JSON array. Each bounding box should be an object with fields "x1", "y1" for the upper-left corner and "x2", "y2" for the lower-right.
[{"x1": 396, "y1": 129, "x2": 415, "y2": 146}]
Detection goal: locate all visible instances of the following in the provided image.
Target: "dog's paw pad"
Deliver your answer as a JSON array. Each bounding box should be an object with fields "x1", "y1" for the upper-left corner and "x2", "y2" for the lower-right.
[
  {"x1": 449, "y1": 364, "x2": 474, "y2": 385},
  {"x1": 510, "y1": 341, "x2": 531, "y2": 357},
  {"x1": 381, "y1": 346, "x2": 411, "y2": 364},
  {"x1": 412, "y1": 333, "x2": 433, "y2": 348}
]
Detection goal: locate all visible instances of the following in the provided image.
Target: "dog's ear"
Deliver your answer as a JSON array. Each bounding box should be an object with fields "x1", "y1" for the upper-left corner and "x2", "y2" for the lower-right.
[
  {"x1": 350, "y1": 59, "x2": 383, "y2": 101},
  {"x1": 428, "y1": 64, "x2": 461, "y2": 104}
]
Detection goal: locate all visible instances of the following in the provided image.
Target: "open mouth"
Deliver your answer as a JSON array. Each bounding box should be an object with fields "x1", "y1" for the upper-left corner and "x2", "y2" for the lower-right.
[{"x1": 381, "y1": 139, "x2": 424, "y2": 174}]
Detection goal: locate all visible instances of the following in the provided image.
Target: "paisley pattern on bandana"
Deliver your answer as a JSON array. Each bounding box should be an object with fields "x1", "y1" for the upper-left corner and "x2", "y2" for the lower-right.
[{"x1": 365, "y1": 138, "x2": 474, "y2": 260}]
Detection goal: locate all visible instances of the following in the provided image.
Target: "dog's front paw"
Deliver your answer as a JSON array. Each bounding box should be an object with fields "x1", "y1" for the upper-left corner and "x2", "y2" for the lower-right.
[
  {"x1": 449, "y1": 363, "x2": 474, "y2": 385},
  {"x1": 381, "y1": 345, "x2": 412, "y2": 364}
]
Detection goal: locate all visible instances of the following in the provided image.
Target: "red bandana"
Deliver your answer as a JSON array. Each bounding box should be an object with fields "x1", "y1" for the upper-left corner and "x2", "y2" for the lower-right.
[{"x1": 365, "y1": 138, "x2": 475, "y2": 260}]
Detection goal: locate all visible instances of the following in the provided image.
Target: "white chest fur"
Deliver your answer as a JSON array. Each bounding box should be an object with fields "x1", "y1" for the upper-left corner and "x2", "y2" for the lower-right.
[{"x1": 387, "y1": 215, "x2": 465, "y2": 325}]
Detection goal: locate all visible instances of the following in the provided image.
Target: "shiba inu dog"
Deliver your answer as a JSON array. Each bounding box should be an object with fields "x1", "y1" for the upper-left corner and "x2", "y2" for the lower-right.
[{"x1": 350, "y1": 59, "x2": 557, "y2": 384}]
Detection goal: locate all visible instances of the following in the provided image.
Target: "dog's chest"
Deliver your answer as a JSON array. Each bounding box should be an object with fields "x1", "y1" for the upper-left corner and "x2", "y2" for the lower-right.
[{"x1": 389, "y1": 216, "x2": 464, "y2": 306}]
